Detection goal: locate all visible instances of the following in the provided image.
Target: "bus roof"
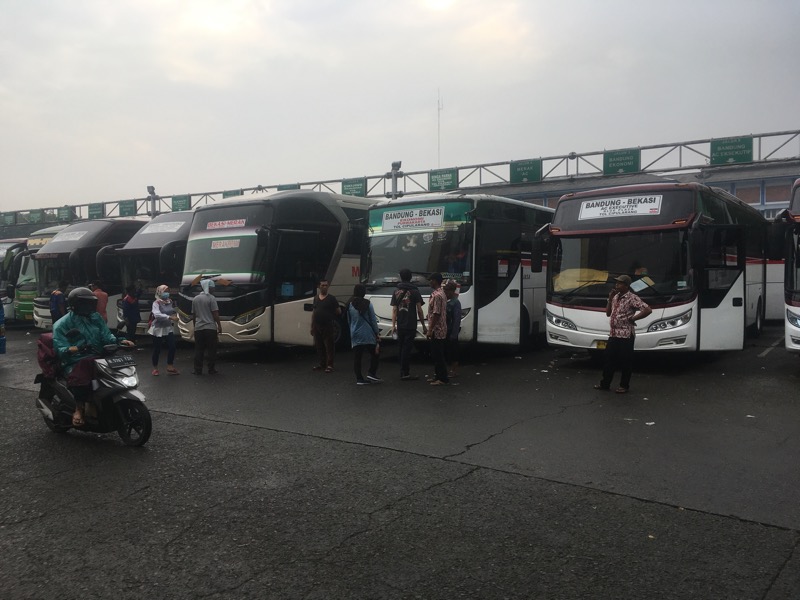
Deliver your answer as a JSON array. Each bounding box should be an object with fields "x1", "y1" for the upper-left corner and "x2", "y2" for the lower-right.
[
  {"x1": 117, "y1": 212, "x2": 193, "y2": 253},
  {"x1": 35, "y1": 219, "x2": 146, "y2": 256},
  {"x1": 195, "y1": 190, "x2": 375, "y2": 213},
  {"x1": 370, "y1": 192, "x2": 553, "y2": 212}
]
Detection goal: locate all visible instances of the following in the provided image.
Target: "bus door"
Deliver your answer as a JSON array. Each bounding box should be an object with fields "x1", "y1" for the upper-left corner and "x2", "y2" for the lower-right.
[
  {"x1": 474, "y1": 219, "x2": 522, "y2": 344},
  {"x1": 695, "y1": 225, "x2": 746, "y2": 350},
  {"x1": 272, "y1": 229, "x2": 320, "y2": 345}
]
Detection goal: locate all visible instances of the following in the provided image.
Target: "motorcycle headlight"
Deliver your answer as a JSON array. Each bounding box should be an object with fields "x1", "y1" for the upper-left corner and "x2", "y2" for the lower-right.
[
  {"x1": 120, "y1": 376, "x2": 137, "y2": 387},
  {"x1": 647, "y1": 309, "x2": 692, "y2": 332},
  {"x1": 546, "y1": 310, "x2": 577, "y2": 330}
]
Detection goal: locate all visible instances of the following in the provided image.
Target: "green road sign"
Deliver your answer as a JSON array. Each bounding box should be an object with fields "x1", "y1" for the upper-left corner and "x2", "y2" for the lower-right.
[
  {"x1": 119, "y1": 200, "x2": 137, "y2": 217},
  {"x1": 88, "y1": 203, "x2": 105, "y2": 219},
  {"x1": 429, "y1": 168, "x2": 458, "y2": 191},
  {"x1": 342, "y1": 178, "x2": 366, "y2": 197},
  {"x1": 28, "y1": 210, "x2": 43, "y2": 224},
  {"x1": 2, "y1": 213, "x2": 16, "y2": 226},
  {"x1": 278, "y1": 184, "x2": 300, "y2": 191},
  {"x1": 510, "y1": 159, "x2": 542, "y2": 184},
  {"x1": 603, "y1": 149, "x2": 641, "y2": 175},
  {"x1": 172, "y1": 194, "x2": 191, "y2": 212},
  {"x1": 57, "y1": 207, "x2": 74, "y2": 222},
  {"x1": 711, "y1": 137, "x2": 753, "y2": 165},
  {"x1": 222, "y1": 189, "x2": 243, "y2": 199}
]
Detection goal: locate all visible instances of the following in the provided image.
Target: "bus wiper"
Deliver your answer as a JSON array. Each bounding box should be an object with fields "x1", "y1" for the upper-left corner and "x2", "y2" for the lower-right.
[{"x1": 558, "y1": 278, "x2": 609, "y2": 301}]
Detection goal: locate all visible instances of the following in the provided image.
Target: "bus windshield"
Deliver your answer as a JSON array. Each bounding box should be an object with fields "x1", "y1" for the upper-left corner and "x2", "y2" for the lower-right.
[
  {"x1": 16, "y1": 255, "x2": 36, "y2": 289},
  {"x1": 184, "y1": 235, "x2": 266, "y2": 281},
  {"x1": 367, "y1": 228, "x2": 472, "y2": 287},
  {"x1": 37, "y1": 255, "x2": 71, "y2": 293},
  {"x1": 550, "y1": 230, "x2": 691, "y2": 303}
]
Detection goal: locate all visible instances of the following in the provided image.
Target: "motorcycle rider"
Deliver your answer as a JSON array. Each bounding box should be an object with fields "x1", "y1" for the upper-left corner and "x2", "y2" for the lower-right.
[{"x1": 52, "y1": 287, "x2": 135, "y2": 426}]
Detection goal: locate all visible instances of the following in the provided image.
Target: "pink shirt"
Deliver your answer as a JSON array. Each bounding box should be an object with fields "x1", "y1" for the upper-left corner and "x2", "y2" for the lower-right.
[
  {"x1": 609, "y1": 291, "x2": 648, "y2": 339},
  {"x1": 93, "y1": 289, "x2": 109, "y2": 322}
]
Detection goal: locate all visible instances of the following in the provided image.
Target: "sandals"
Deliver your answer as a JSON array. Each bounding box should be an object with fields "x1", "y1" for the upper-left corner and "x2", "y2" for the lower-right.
[
  {"x1": 324, "y1": 366, "x2": 334, "y2": 373},
  {"x1": 615, "y1": 387, "x2": 629, "y2": 394},
  {"x1": 151, "y1": 369, "x2": 159, "y2": 376},
  {"x1": 166, "y1": 367, "x2": 180, "y2": 375},
  {"x1": 72, "y1": 411, "x2": 85, "y2": 427},
  {"x1": 593, "y1": 384, "x2": 609, "y2": 391}
]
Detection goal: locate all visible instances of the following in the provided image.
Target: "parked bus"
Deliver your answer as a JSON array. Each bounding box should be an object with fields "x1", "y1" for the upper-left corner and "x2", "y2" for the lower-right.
[
  {"x1": 98, "y1": 212, "x2": 192, "y2": 335},
  {"x1": 32, "y1": 219, "x2": 146, "y2": 329},
  {"x1": 10, "y1": 225, "x2": 67, "y2": 323},
  {"x1": 541, "y1": 182, "x2": 768, "y2": 353},
  {"x1": 0, "y1": 238, "x2": 28, "y2": 322},
  {"x1": 782, "y1": 178, "x2": 800, "y2": 352},
  {"x1": 175, "y1": 190, "x2": 372, "y2": 346},
  {"x1": 363, "y1": 193, "x2": 554, "y2": 345}
]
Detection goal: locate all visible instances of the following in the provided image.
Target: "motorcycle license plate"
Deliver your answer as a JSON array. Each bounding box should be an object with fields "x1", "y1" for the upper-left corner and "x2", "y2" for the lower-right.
[{"x1": 105, "y1": 355, "x2": 136, "y2": 368}]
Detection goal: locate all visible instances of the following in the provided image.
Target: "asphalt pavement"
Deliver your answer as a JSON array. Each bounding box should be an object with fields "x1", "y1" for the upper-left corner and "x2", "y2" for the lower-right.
[{"x1": 1, "y1": 325, "x2": 798, "y2": 599}]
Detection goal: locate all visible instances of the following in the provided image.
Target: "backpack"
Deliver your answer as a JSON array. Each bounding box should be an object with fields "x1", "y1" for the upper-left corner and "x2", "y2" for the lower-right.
[
  {"x1": 393, "y1": 289, "x2": 414, "y2": 329},
  {"x1": 37, "y1": 333, "x2": 59, "y2": 379}
]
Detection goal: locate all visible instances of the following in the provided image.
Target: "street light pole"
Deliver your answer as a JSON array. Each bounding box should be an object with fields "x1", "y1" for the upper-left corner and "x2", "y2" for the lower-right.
[{"x1": 147, "y1": 185, "x2": 160, "y2": 218}]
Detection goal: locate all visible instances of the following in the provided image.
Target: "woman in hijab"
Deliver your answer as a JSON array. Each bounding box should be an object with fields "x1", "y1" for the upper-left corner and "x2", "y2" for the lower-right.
[
  {"x1": 149, "y1": 284, "x2": 179, "y2": 375},
  {"x1": 347, "y1": 283, "x2": 381, "y2": 385}
]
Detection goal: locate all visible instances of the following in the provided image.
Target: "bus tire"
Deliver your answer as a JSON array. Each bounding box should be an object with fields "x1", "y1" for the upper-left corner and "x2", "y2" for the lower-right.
[{"x1": 749, "y1": 299, "x2": 764, "y2": 339}]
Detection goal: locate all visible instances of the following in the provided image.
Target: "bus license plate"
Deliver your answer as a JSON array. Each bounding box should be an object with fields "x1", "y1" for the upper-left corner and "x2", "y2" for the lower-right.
[{"x1": 596, "y1": 341, "x2": 607, "y2": 350}]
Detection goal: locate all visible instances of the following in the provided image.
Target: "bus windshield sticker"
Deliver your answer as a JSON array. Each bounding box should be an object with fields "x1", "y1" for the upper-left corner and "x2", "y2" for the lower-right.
[
  {"x1": 141, "y1": 222, "x2": 186, "y2": 234},
  {"x1": 51, "y1": 231, "x2": 88, "y2": 242},
  {"x1": 578, "y1": 195, "x2": 662, "y2": 220},
  {"x1": 207, "y1": 219, "x2": 246, "y2": 230},
  {"x1": 382, "y1": 207, "x2": 445, "y2": 231},
  {"x1": 211, "y1": 239, "x2": 241, "y2": 249}
]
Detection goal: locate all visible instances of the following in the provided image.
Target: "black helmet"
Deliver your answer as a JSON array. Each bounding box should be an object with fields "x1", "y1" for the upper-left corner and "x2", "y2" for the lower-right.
[{"x1": 68, "y1": 287, "x2": 98, "y2": 317}]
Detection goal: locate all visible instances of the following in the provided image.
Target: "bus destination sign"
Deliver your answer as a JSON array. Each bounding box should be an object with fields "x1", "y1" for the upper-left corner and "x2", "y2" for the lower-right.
[
  {"x1": 382, "y1": 206, "x2": 445, "y2": 231},
  {"x1": 578, "y1": 195, "x2": 662, "y2": 220}
]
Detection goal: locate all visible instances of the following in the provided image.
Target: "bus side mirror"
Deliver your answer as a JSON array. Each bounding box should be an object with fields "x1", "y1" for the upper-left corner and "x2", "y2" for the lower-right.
[
  {"x1": 689, "y1": 228, "x2": 706, "y2": 269},
  {"x1": 530, "y1": 237, "x2": 543, "y2": 273},
  {"x1": 256, "y1": 226, "x2": 270, "y2": 247}
]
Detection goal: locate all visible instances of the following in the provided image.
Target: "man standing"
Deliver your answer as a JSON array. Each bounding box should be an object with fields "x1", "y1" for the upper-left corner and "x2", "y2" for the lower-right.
[
  {"x1": 595, "y1": 274, "x2": 652, "y2": 394},
  {"x1": 91, "y1": 280, "x2": 109, "y2": 323},
  {"x1": 311, "y1": 279, "x2": 341, "y2": 372},
  {"x1": 391, "y1": 268, "x2": 426, "y2": 381},
  {"x1": 425, "y1": 272, "x2": 449, "y2": 386},
  {"x1": 192, "y1": 279, "x2": 222, "y2": 375},
  {"x1": 49, "y1": 280, "x2": 68, "y2": 327}
]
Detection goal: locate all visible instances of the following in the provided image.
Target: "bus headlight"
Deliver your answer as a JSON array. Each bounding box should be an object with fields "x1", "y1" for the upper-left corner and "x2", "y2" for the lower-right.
[
  {"x1": 647, "y1": 309, "x2": 692, "y2": 332},
  {"x1": 786, "y1": 309, "x2": 800, "y2": 328},
  {"x1": 233, "y1": 307, "x2": 265, "y2": 325},
  {"x1": 546, "y1": 310, "x2": 577, "y2": 330}
]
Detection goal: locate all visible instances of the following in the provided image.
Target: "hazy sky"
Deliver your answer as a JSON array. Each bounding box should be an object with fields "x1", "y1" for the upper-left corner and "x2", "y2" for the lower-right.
[{"x1": 1, "y1": 0, "x2": 798, "y2": 212}]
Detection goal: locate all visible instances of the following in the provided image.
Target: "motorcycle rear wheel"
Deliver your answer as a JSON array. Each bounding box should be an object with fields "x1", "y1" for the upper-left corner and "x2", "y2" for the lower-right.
[{"x1": 117, "y1": 399, "x2": 152, "y2": 446}]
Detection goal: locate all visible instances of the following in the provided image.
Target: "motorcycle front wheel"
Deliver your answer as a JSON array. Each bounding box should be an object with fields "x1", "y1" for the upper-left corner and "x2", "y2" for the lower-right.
[{"x1": 116, "y1": 399, "x2": 152, "y2": 447}]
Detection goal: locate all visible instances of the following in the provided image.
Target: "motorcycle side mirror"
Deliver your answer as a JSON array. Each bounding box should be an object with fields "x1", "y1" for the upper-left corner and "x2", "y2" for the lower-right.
[{"x1": 66, "y1": 329, "x2": 81, "y2": 341}]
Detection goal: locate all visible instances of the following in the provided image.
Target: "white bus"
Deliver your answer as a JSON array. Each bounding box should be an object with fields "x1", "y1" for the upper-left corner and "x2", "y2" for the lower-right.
[
  {"x1": 363, "y1": 193, "x2": 554, "y2": 345},
  {"x1": 175, "y1": 190, "x2": 373, "y2": 346},
  {"x1": 782, "y1": 178, "x2": 800, "y2": 352},
  {"x1": 542, "y1": 182, "x2": 768, "y2": 353}
]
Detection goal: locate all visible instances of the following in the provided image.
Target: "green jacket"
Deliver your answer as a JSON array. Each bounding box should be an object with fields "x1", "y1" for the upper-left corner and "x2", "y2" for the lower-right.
[{"x1": 52, "y1": 311, "x2": 123, "y2": 374}]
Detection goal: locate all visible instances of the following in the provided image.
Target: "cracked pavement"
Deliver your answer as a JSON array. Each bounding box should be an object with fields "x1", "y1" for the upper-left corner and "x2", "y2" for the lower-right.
[{"x1": 1, "y1": 326, "x2": 799, "y2": 599}]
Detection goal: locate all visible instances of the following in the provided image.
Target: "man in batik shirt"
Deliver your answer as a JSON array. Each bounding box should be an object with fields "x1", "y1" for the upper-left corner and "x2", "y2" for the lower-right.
[
  {"x1": 595, "y1": 274, "x2": 652, "y2": 394},
  {"x1": 425, "y1": 272, "x2": 449, "y2": 386}
]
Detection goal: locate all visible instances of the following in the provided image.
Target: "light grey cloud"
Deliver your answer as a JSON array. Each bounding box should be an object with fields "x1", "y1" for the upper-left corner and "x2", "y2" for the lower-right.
[{"x1": 0, "y1": 0, "x2": 797, "y2": 211}]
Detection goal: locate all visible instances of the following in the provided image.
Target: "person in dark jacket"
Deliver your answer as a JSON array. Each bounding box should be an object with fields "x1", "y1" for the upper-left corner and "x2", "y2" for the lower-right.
[
  {"x1": 390, "y1": 268, "x2": 427, "y2": 380},
  {"x1": 49, "y1": 280, "x2": 68, "y2": 327},
  {"x1": 120, "y1": 285, "x2": 140, "y2": 343}
]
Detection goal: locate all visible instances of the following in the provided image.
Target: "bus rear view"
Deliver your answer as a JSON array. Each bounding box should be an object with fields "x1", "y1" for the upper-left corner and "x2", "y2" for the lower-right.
[{"x1": 544, "y1": 183, "x2": 767, "y2": 353}]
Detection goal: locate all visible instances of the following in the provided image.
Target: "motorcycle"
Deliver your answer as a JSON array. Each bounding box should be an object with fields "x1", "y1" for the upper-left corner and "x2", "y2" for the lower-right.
[{"x1": 35, "y1": 331, "x2": 152, "y2": 446}]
